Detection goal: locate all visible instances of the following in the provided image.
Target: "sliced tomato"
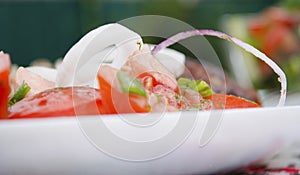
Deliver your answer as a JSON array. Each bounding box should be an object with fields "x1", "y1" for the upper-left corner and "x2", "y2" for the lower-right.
[
  {"x1": 0, "y1": 52, "x2": 11, "y2": 119},
  {"x1": 207, "y1": 94, "x2": 261, "y2": 109},
  {"x1": 97, "y1": 65, "x2": 150, "y2": 114},
  {"x1": 8, "y1": 87, "x2": 103, "y2": 119}
]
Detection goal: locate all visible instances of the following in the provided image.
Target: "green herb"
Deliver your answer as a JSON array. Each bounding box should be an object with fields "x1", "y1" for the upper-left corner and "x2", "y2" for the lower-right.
[
  {"x1": 178, "y1": 78, "x2": 214, "y2": 98},
  {"x1": 137, "y1": 41, "x2": 143, "y2": 50},
  {"x1": 9, "y1": 82, "x2": 31, "y2": 106},
  {"x1": 157, "y1": 95, "x2": 162, "y2": 103},
  {"x1": 117, "y1": 71, "x2": 147, "y2": 97}
]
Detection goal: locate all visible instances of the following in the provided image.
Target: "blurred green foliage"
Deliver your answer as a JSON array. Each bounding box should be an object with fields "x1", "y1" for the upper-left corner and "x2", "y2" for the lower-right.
[
  {"x1": 281, "y1": 0, "x2": 300, "y2": 10},
  {"x1": 0, "y1": 0, "x2": 278, "y2": 66}
]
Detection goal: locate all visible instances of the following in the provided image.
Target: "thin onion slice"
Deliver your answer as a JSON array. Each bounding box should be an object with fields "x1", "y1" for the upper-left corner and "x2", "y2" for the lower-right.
[
  {"x1": 152, "y1": 29, "x2": 286, "y2": 106},
  {"x1": 56, "y1": 23, "x2": 142, "y2": 88}
]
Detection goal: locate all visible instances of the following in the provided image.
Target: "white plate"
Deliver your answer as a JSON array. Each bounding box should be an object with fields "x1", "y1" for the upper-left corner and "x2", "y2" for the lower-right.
[{"x1": 1, "y1": 106, "x2": 300, "y2": 175}]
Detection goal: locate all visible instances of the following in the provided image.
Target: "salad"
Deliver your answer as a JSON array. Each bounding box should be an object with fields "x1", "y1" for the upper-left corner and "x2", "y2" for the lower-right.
[{"x1": 0, "y1": 24, "x2": 287, "y2": 119}]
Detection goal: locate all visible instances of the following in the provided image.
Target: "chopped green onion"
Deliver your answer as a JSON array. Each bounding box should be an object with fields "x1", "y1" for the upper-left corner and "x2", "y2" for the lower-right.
[
  {"x1": 117, "y1": 71, "x2": 147, "y2": 97},
  {"x1": 196, "y1": 81, "x2": 214, "y2": 98},
  {"x1": 137, "y1": 41, "x2": 143, "y2": 50},
  {"x1": 178, "y1": 78, "x2": 214, "y2": 98},
  {"x1": 9, "y1": 82, "x2": 31, "y2": 106}
]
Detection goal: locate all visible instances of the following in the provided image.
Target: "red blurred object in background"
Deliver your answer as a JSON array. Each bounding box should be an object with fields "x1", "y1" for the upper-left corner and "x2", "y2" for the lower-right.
[{"x1": 248, "y1": 7, "x2": 300, "y2": 77}]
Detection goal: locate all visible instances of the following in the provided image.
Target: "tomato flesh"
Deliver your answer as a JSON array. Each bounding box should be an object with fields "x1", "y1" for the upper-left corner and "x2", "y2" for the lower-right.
[
  {"x1": 207, "y1": 94, "x2": 261, "y2": 109},
  {"x1": 8, "y1": 87, "x2": 102, "y2": 119},
  {"x1": 97, "y1": 65, "x2": 150, "y2": 114},
  {"x1": 0, "y1": 53, "x2": 11, "y2": 119}
]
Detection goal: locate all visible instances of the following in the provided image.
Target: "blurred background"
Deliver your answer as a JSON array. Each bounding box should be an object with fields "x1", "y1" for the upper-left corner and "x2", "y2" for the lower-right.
[
  {"x1": 0, "y1": 0, "x2": 278, "y2": 65},
  {"x1": 1, "y1": 0, "x2": 299, "y2": 95}
]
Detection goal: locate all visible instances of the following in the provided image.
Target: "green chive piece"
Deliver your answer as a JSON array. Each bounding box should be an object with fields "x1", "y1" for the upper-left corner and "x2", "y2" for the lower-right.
[
  {"x1": 117, "y1": 71, "x2": 147, "y2": 97},
  {"x1": 196, "y1": 80, "x2": 214, "y2": 98},
  {"x1": 178, "y1": 78, "x2": 214, "y2": 98},
  {"x1": 178, "y1": 78, "x2": 197, "y2": 91},
  {"x1": 9, "y1": 82, "x2": 31, "y2": 106}
]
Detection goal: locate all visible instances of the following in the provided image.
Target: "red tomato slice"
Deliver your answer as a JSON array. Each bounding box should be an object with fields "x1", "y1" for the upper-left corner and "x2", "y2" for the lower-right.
[
  {"x1": 97, "y1": 65, "x2": 150, "y2": 114},
  {"x1": 207, "y1": 94, "x2": 261, "y2": 109},
  {"x1": 0, "y1": 52, "x2": 11, "y2": 119},
  {"x1": 8, "y1": 87, "x2": 102, "y2": 119}
]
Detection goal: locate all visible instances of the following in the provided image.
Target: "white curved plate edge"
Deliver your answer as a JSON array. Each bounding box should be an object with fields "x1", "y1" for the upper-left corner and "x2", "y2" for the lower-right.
[{"x1": 0, "y1": 106, "x2": 300, "y2": 175}]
